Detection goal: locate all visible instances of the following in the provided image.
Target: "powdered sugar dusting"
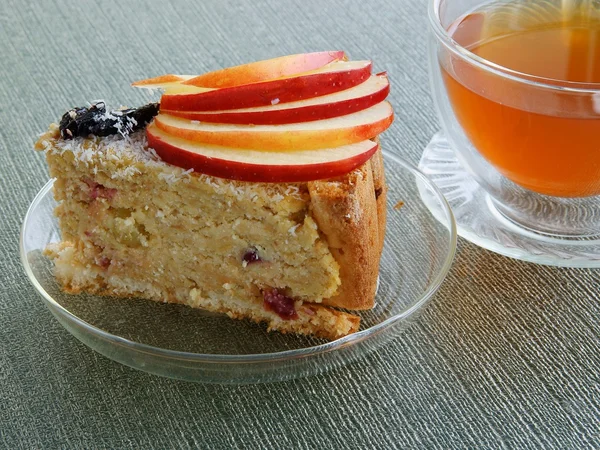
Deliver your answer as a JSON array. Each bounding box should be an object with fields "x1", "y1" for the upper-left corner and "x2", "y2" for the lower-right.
[
  {"x1": 158, "y1": 167, "x2": 194, "y2": 184},
  {"x1": 288, "y1": 224, "x2": 300, "y2": 235},
  {"x1": 111, "y1": 165, "x2": 141, "y2": 179}
]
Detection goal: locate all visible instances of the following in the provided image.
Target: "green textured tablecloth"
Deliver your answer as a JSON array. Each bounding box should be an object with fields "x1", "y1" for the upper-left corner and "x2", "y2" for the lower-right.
[{"x1": 1, "y1": 0, "x2": 599, "y2": 448}]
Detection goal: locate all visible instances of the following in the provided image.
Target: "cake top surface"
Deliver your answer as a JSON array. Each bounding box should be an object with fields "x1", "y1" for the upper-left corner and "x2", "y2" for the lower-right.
[{"x1": 36, "y1": 124, "x2": 306, "y2": 203}]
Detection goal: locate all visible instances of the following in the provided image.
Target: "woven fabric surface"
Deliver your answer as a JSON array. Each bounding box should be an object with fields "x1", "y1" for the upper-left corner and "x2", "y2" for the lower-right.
[{"x1": 1, "y1": 0, "x2": 599, "y2": 448}]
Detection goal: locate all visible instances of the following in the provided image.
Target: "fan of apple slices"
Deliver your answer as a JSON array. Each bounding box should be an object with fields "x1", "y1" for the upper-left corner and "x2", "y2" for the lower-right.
[{"x1": 133, "y1": 51, "x2": 393, "y2": 182}]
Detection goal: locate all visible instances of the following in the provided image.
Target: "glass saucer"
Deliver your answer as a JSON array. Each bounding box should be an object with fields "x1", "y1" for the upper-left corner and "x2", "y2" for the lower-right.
[
  {"x1": 20, "y1": 151, "x2": 456, "y2": 384},
  {"x1": 419, "y1": 132, "x2": 600, "y2": 268}
]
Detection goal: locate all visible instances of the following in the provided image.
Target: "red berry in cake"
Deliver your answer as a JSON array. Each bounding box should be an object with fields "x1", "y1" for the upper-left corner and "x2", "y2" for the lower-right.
[
  {"x1": 96, "y1": 256, "x2": 111, "y2": 268},
  {"x1": 242, "y1": 248, "x2": 261, "y2": 265},
  {"x1": 263, "y1": 288, "x2": 298, "y2": 320},
  {"x1": 84, "y1": 179, "x2": 117, "y2": 201}
]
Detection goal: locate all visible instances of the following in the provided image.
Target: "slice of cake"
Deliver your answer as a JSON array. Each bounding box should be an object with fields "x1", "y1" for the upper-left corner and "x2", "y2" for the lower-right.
[{"x1": 35, "y1": 51, "x2": 393, "y2": 340}]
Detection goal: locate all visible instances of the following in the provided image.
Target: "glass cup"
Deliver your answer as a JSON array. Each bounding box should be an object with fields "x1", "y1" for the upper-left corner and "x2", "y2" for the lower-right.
[{"x1": 427, "y1": 0, "x2": 600, "y2": 240}]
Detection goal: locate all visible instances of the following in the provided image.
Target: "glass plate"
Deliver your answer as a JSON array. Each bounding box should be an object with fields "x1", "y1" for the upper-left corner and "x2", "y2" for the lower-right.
[{"x1": 20, "y1": 151, "x2": 456, "y2": 384}]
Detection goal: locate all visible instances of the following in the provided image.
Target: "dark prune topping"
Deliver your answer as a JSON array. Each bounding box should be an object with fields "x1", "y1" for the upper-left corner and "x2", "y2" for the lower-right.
[
  {"x1": 59, "y1": 102, "x2": 159, "y2": 140},
  {"x1": 242, "y1": 247, "x2": 261, "y2": 265},
  {"x1": 263, "y1": 288, "x2": 298, "y2": 320}
]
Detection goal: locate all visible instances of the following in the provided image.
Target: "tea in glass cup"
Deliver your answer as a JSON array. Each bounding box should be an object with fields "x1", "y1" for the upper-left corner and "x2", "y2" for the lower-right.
[
  {"x1": 446, "y1": 3, "x2": 600, "y2": 198},
  {"x1": 428, "y1": 0, "x2": 600, "y2": 247}
]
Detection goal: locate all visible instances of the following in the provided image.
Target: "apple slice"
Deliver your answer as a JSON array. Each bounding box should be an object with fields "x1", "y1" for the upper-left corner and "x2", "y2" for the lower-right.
[
  {"x1": 132, "y1": 74, "x2": 195, "y2": 90},
  {"x1": 153, "y1": 101, "x2": 393, "y2": 150},
  {"x1": 181, "y1": 51, "x2": 346, "y2": 88},
  {"x1": 161, "y1": 74, "x2": 390, "y2": 125},
  {"x1": 146, "y1": 123, "x2": 378, "y2": 182},
  {"x1": 160, "y1": 60, "x2": 372, "y2": 111}
]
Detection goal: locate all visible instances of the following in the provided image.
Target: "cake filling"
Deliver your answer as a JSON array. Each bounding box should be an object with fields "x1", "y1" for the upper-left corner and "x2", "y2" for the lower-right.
[{"x1": 40, "y1": 129, "x2": 343, "y2": 304}]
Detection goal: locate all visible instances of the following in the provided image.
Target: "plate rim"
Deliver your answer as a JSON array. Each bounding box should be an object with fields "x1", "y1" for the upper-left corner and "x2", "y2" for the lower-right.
[{"x1": 20, "y1": 150, "x2": 457, "y2": 364}]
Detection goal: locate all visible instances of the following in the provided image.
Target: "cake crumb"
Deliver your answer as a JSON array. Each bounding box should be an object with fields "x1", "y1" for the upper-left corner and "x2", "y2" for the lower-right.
[{"x1": 394, "y1": 200, "x2": 405, "y2": 210}]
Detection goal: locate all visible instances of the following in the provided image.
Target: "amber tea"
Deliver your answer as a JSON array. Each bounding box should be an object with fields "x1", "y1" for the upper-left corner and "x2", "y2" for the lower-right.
[{"x1": 442, "y1": 0, "x2": 600, "y2": 197}]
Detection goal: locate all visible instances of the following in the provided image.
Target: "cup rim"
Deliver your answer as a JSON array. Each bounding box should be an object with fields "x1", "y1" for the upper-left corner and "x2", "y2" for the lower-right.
[{"x1": 428, "y1": 0, "x2": 600, "y2": 93}]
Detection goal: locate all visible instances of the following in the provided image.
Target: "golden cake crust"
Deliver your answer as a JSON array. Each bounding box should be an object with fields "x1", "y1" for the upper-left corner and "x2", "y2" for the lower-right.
[
  {"x1": 369, "y1": 142, "x2": 387, "y2": 256},
  {"x1": 308, "y1": 146, "x2": 383, "y2": 310}
]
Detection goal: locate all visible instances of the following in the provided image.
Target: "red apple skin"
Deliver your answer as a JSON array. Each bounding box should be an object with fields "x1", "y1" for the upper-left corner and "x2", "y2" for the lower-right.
[
  {"x1": 146, "y1": 126, "x2": 379, "y2": 183},
  {"x1": 160, "y1": 62, "x2": 372, "y2": 111},
  {"x1": 153, "y1": 102, "x2": 394, "y2": 151},
  {"x1": 161, "y1": 80, "x2": 390, "y2": 125},
  {"x1": 183, "y1": 51, "x2": 346, "y2": 88}
]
